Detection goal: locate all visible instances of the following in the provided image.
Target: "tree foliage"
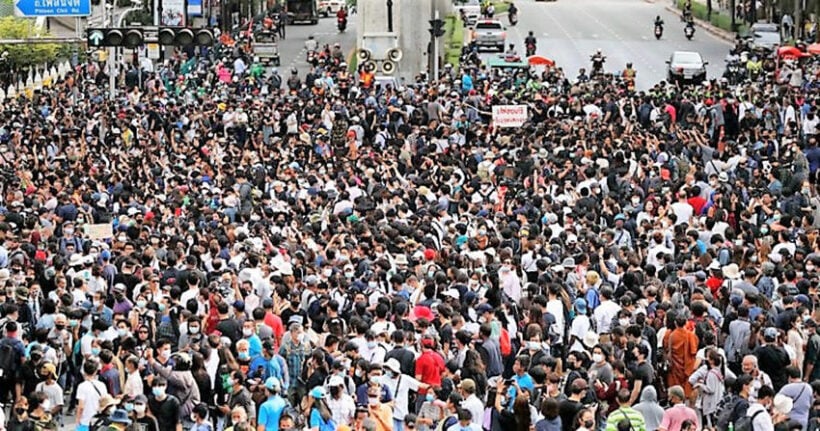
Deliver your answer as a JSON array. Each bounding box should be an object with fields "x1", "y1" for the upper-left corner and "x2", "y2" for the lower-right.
[{"x1": 0, "y1": 16, "x2": 60, "y2": 70}]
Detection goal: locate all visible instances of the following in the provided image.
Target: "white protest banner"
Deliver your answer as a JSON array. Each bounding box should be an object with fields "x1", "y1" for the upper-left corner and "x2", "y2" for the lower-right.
[
  {"x1": 85, "y1": 224, "x2": 113, "y2": 240},
  {"x1": 492, "y1": 105, "x2": 528, "y2": 128}
]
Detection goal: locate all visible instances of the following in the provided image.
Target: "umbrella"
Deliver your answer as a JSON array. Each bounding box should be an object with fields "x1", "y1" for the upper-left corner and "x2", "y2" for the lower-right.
[
  {"x1": 527, "y1": 55, "x2": 555, "y2": 67},
  {"x1": 777, "y1": 46, "x2": 808, "y2": 58},
  {"x1": 808, "y1": 43, "x2": 820, "y2": 55}
]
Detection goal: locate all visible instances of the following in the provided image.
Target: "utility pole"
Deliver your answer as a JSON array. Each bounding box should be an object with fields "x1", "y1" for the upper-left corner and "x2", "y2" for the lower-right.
[
  {"x1": 107, "y1": 2, "x2": 116, "y2": 100},
  {"x1": 730, "y1": 0, "x2": 736, "y2": 31},
  {"x1": 430, "y1": 11, "x2": 442, "y2": 82},
  {"x1": 386, "y1": 0, "x2": 393, "y2": 32}
]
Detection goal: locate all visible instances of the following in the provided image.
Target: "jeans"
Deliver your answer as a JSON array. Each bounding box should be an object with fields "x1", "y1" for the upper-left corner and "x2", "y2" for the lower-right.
[{"x1": 394, "y1": 419, "x2": 404, "y2": 431}]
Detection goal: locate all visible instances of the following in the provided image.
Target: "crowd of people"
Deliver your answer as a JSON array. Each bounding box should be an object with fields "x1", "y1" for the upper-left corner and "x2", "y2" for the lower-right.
[{"x1": 2, "y1": 7, "x2": 820, "y2": 431}]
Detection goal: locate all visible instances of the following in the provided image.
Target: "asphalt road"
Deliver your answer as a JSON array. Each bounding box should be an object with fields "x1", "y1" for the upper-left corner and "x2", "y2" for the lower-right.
[
  {"x1": 277, "y1": 14, "x2": 358, "y2": 75},
  {"x1": 479, "y1": 0, "x2": 732, "y2": 90}
]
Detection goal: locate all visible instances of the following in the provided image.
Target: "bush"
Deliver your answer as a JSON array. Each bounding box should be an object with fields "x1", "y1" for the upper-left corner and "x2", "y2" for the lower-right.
[
  {"x1": 444, "y1": 14, "x2": 464, "y2": 67},
  {"x1": 675, "y1": 0, "x2": 747, "y2": 34}
]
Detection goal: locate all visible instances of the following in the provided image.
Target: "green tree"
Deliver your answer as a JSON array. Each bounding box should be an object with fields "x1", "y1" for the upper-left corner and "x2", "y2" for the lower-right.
[{"x1": 0, "y1": 16, "x2": 60, "y2": 69}]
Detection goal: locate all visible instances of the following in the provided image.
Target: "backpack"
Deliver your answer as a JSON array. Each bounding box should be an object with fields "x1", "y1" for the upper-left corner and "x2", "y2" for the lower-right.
[
  {"x1": 715, "y1": 395, "x2": 747, "y2": 431},
  {"x1": 734, "y1": 409, "x2": 764, "y2": 431},
  {"x1": 694, "y1": 317, "x2": 717, "y2": 350},
  {"x1": 0, "y1": 341, "x2": 17, "y2": 379},
  {"x1": 284, "y1": 401, "x2": 306, "y2": 429}
]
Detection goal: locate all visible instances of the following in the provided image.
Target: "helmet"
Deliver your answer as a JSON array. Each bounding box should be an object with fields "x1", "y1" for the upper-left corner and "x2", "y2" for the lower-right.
[
  {"x1": 597, "y1": 49, "x2": 602, "y2": 53},
  {"x1": 626, "y1": 62, "x2": 632, "y2": 67},
  {"x1": 291, "y1": 68, "x2": 298, "y2": 74},
  {"x1": 309, "y1": 35, "x2": 314, "y2": 39},
  {"x1": 528, "y1": 31, "x2": 533, "y2": 36},
  {"x1": 271, "y1": 68, "x2": 279, "y2": 74}
]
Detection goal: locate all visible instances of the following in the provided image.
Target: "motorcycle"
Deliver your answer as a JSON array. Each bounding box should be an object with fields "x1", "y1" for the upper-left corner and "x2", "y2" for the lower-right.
[
  {"x1": 684, "y1": 23, "x2": 695, "y2": 40},
  {"x1": 306, "y1": 50, "x2": 317, "y2": 66},
  {"x1": 526, "y1": 42, "x2": 536, "y2": 56},
  {"x1": 590, "y1": 54, "x2": 606, "y2": 77},
  {"x1": 509, "y1": 11, "x2": 518, "y2": 26},
  {"x1": 654, "y1": 24, "x2": 663, "y2": 39},
  {"x1": 337, "y1": 17, "x2": 347, "y2": 32}
]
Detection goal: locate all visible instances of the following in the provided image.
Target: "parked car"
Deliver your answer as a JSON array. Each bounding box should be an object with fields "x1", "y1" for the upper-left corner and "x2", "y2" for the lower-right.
[
  {"x1": 454, "y1": 0, "x2": 481, "y2": 26},
  {"x1": 748, "y1": 22, "x2": 781, "y2": 50},
  {"x1": 666, "y1": 51, "x2": 707, "y2": 84},
  {"x1": 318, "y1": 0, "x2": 345, "y2": 17},
  {"x1": 472, "y1": 20, "x2": 506, "y2": 52}
]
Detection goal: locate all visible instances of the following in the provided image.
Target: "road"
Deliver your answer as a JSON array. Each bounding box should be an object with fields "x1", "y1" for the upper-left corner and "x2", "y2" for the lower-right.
[
  {"x1": 479, "y1": 0, "x2": 731, "y2": 90},
  {"x1": 277, "y1": 15, "x2": 358, "y2": 75}
]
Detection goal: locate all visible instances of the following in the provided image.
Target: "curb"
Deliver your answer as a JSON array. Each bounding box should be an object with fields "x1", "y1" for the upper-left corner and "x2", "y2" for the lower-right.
[{"x1": 664, "y1": 5, "x2": 736, "y2": 43}]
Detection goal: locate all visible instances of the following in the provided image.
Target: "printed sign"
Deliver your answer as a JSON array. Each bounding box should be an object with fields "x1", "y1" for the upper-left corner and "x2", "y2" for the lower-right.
[
  {"x1": 159, "y1": 0, "x2": 186, "y2": 25},
  {"x1": 85, "y1": 223, "x2": 113, "y2": 240},
  {"x1": 492, "y1": 105, "x2": 528, "y2": 128}
]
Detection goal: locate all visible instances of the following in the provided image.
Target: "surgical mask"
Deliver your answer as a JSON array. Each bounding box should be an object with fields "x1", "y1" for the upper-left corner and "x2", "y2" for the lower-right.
[
  {"x1": 187, "y1": 237, "x2": 195, "y2": 246},
  {"x1": 619, "y1": 318, "x2": 630, "y2": 327},
  {"x1": 124, "y1": 403, "x2": 133, "y2": 412},
  {"x1": 385, "y1": 370, "x2": 395, "y2": 378},
  {"x1": 159, "y1": 349, "x2": 170, "y2": 359},
  {"x1": 189, "y1": 326, "x2": 200, "y2": 334},
  {"x1": 368, "y1": 281, "x2": 378, "y2": 289},
  {"x1": 808, "y1": 264, "x2": 816, "y2": 273},
  {"x1": 158, "y1": 304, "x2": 166, "y2": 312},
  {"x1": 64, "y1": 228, "x2": 74, "y2": 235},
  {"x1": 761, "y1": 226, "x2": 769, "y2": 235},
  {"x1": 355, "y1": 369, "x2": 364, "y2": 377},
  {"x1": 592, "y1": 353, "x2": 604, "y2": 363},
  {"x1": 631, "y1": 197, "x2": 640, "y2": 206},
  {"x1": 117, "y1": 329, "x2": 127, "y2": 337},
  {"x1": 323, "y1": 268, "x2": 333, "y2": 277},
  {"x1": 91, "y1": 348, "x2": 101, "y2": 356},
  {"x1": 243, "y1": 328, "x2": 253, "y2": 337},
  {"x1": 69, "y1": 320, "x2": 79, "y2": 327},
  {"x1": 152, "y1": 386, "x2": 166, "y2": 398},
  {"x1": 137, "y1": 300, "x2": 147, "y2": 308},
  {"x1": 134, "y1": 405, "x2": 146, "y2": 414},
  {"x1": 366, "y1": 341, "x2": 377, "y2": 349},
  {"x1": 345, "y1": 272, "x2": 354, "y2": 279},
  {"x1": 368, "y1": 396, "x2": 379, "y2": 405},
  {"x1": 238, "y1": 352, "x2": 250, "y2": 360},
  {"x1": 93, "y1": 301, "x2": 101, "y2": 308},
  {"x1": 426, "y1": 393, "x2": 434, "y2": 402}
]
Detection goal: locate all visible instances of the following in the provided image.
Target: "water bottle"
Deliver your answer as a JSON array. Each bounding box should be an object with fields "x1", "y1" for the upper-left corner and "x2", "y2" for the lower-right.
[{"x1": 728, "y1": 422, "x2": 734, "y2": 431}]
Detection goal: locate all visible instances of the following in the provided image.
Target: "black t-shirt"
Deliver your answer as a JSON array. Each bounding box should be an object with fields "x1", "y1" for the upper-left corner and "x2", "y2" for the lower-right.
[
  {"x1": 147, "y1": 395, "x2": 181, "y2": 431},
  {"x1": 632, "y1": 361, "x2": 655, "y2": 401},
  {"x1": 281, "y1": 307, "x2": 308, "y2": 328},
  {"x1": 215, "y1": 318, "x2": 243, "y2": 344},
  {"x1": 558, "y1": 399, "x2": 584, "y2": 431}
]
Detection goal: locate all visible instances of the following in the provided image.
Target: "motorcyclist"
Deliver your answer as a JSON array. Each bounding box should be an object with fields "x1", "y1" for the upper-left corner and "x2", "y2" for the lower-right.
[
  {"x1": 509, "y1": 2, "x2": 517, "y2": 16},
  {"x1": 683, "y1": 0, "x2": 692, "y2": 22},
  {"x1": 287, "y1": 68, "x2": 301, "y2": 91},
  {"x1": 590, "y1": 49, "x2": 605, "y2": 74},
  {"x1": 622, "y1": 62, "x2": 636, "y2": 83},
  {"x1": 331, "y1": 43, "x2": 345, "y2": 63},
  {"x1": 337, "y1": 6, "x2": 347, "y2": 22},
  {"x1": 525, "y1": 31, "x2": 536, "y2": 50},
  {"x1": 269, "y1": 68, "x2": 282, "y2": 89},
  {"x1": 505, "y1": 43, "x2": 518, "y2": 60},
  {"x1": 654, "y1": 15, "x2": 664, "y2": 29},
  {"x1": 305, "y1": 35, "x2": 318, "y2": 52}
]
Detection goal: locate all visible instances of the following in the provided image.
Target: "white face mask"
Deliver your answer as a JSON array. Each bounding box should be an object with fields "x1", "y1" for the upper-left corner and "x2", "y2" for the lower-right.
[
  {"x1": 243, "y1": 328, "x2": 253, "y2": 337},
  {"x1": 592, "y1": 353, "x2": 604, "y2": 363},
  {"x1": 134, "y1": 405, "x2": 146, "y2": 414},
  {"x1": 189, "y1": 326, "x2": 200, "y2": 334}
]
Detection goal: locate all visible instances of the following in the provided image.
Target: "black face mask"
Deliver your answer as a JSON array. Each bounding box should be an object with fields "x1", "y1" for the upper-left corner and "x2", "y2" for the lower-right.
[
  {"x1": 15, "y1": 408, "x2": 25, "y2": 416},
  {"x1": 583, "y1": 420, "x2": 594, "y2": 429},
  {"x1": 55, "y1": 325, "x2": 65, "y2": 331}
]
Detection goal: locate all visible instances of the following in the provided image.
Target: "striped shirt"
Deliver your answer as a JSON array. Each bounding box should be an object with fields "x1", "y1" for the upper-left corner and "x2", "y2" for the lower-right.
[
  {"x1": 605, "y1": 407, "x2": 647, "y2": 431},
  {"x1": 279, "y1": 336, "x2": 311, "y2": 388}
]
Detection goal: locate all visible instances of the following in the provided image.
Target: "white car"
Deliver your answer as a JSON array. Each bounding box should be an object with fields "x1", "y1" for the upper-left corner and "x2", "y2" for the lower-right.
[
  {"x1": 318, "y1": 0, "x2": 345, "y2": 17},
  {"x1": 454, "y1": 0, "x2": 481, "y2": 26}
]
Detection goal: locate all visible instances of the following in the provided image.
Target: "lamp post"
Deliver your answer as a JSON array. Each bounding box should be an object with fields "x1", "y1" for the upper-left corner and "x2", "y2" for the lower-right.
[{"x1": 386, "y1": 0, "x2": 393, "y2": 32}]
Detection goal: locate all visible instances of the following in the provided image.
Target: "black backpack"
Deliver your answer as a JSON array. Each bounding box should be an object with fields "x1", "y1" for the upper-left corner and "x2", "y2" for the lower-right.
[
  {"x1": 735, "y1": 409, "x2": 764, "y2": 431},
  {"x1": 716, "y1": 395, "x2": 747, "y2": 431},
  {"x1": 0, "y1": 340, "x2": 17, "y2": 380}
]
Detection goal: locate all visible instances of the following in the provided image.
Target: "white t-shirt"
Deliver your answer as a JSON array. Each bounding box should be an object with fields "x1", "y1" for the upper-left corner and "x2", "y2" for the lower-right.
[
  {"x1": 382, "y1": 374, "x2": 421, "y2": 421},
  {"x1": 569, "y1": 315, "x2": 591, "y2": 352},
  {"x1": 76, "y1": 379, "x2": 108, "y2": 425},
  {"x1": 35, "y1": 380, "x2": 65, "y2": 409}
]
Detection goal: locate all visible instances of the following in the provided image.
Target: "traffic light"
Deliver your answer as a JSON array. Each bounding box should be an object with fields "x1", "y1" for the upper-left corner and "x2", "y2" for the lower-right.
[
  {"x1": 87, "y1": 28, "x2": 144, "y2": 48},
  {"x1": 429, "y1": 19, "x2": 445, "y2": 38},
  {"x1": 86, "y1": 27, "x2": 215, "y2": 48},
  {"x1": 158, "y1": 27, "x2": 215, "y2": 46}
]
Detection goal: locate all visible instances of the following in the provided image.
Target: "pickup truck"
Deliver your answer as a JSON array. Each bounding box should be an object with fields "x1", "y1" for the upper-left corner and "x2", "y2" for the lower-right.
[
  {"x1": 454, "y1": 0, "x2": 481, "y2": 26},
  {"x1": 253, "y1": 31, "x2": 281, "y2": 66}
]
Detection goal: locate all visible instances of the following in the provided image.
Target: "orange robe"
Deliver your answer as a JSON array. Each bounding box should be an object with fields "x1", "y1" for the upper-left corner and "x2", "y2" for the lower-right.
[{"x1": 664, "y1": 328, "x2": 698, "y2": 397}]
